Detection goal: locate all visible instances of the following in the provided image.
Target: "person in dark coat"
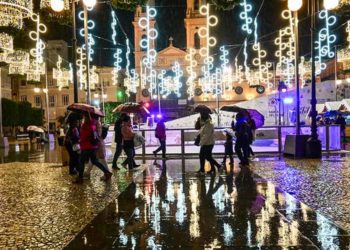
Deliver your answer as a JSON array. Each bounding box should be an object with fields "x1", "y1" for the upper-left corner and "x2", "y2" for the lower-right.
[
  {"x1": 335, "y1": 114, "x2": 347, "y2": 142},
  {"x1": 112, "y1": 113, "x2": 126, "y2": 169},
  {"x1": 222, "y1": 132, "x2": 234, "y2": 166},
  {"x1": 153, "y1": 118, "x2": 167, "y2": 159},
  {"x1": 234, "y1": 112, "x2": 250, "y2": 165}
]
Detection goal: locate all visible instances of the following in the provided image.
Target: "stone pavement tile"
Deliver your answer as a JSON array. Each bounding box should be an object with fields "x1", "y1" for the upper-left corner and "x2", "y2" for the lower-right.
[
  {"x1": 251, "y1": 155, "x2": 350, "y2": 231},
  {"x1": 66, "y1": 162, "x2": 338, "y2": 249},
  {"x1": 0, "y1": 162, "x2": 141, "y2": 249}
]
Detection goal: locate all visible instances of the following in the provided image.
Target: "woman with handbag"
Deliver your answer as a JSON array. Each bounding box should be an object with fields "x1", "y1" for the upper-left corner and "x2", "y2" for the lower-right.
[
  {"x1": 153, "y1": 117, "x2": 166, "y2": 159},
  {"x1": 121, "y1": 115, "x2": 140, "y2": 170},
  {"x1": 64, "y1": 118, "x2": 80, "y2": 175},
  {"x1": 197, "y1": 113, "x2": 221, "y2": 175},
  {"x1": 74, "y1": 113, "x2": 112, "y2": 183}
]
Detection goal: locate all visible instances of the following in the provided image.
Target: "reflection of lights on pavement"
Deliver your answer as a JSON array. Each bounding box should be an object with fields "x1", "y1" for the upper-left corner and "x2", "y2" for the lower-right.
[
  {"x1": 223, "y1": 223, "x2": 233, "y2": 245},
  {"x1": 189, "y1": 181, "x2": 200, "y2": 238},
  {"x1": 15, "y1": 145, "x2": 20, "y2": 152}
]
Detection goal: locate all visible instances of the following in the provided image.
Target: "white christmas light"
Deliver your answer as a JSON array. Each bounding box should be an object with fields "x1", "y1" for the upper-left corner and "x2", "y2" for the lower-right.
[
  {"x1": 0, "y1": 0, "x2": 33, "y2": 28},
  {"x1": 185, "y1": 48, "x2": 198, "y2": 99},
  {"x1": 7, "y1": 50, "x2": 29, "y2": 75},
  {"x1": 138, "y1": 5, "x2": 158, "y2": 96},
  {"x1": 315, "y1": 10, "x2": 337, "y2": 74},
  {"x1": 112, "y1": 48, "x2": 122, "y2": 86},
  {"x1": 240, "y1": 0, "x2": 253, "y2": 34},
  {"x1": 172, "y1": 61, "x2": 183, "y2": 98},
  {"x1": 111, "y1": 10, "x2": 117, "y2": 45},
  {"x1": 234, "y1": 57, "x2": 243, "y2": 83},
  {"x1": 78, "y1": 10, "x2": 95, "y2": 62},
  {"x1": 288, "y1": 0, "x2": 302, "y2": 11},
  {"x1": 347, "y1": 20, "x2": 350, "y2": 48},
  {"x1": 50, "y1": 0, "x2": 64, "y2": 12},
  {"x1": 324, "y1": 0, "x2": 340, "y2": 10},
  {"x1": 53, "y1": 55, "x2": 73, "y2": 90},
  {"x1": 0, "y1": 33, "x2": 13, "y2": 53},
  {"x1": 83, "y1": 0, "x2": 96, "y2": 8},
  {"x1": 76, "y1": 47, "x2": 87, "y2": 88}
]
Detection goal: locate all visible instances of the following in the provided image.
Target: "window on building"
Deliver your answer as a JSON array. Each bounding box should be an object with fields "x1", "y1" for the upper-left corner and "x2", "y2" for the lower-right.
[
  {"x1": 34, "y1": 96, "x2": 41, "y2": 107},
  {"x1": 62, "y1": 95, "x2": 69, "y2": 106},
  {"x1": 20, "y1": 95, "x2": 27, "y2": 102},
  {"x1": 48, "y1": 79, "x2": 54, "y2": 87},
  {"x1": 49, "y1": 96, "x2": 56, "y2": 107},
  {"x1": 194, "y1": 32, "x2": 200, "y2": 49}
]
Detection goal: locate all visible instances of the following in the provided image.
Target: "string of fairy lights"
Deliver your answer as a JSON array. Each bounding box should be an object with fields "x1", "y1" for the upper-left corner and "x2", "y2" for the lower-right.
[{"x1": 0, "y1": 0, "x2": 347, "y2": 102}]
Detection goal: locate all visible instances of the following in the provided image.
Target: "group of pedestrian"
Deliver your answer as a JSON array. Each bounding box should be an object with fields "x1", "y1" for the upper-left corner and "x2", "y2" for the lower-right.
[
  {"x1": 194, "y1": 111, "x2": 256, "y2": 174},
  {"x1": 64, "y1": 112, "x2": 112, "y2": 183}
]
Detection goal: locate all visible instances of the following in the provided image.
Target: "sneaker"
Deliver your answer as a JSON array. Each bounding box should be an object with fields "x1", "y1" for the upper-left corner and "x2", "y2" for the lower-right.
[{"x1": 101, "y1": 172, "x2": 113, "y2": 181}]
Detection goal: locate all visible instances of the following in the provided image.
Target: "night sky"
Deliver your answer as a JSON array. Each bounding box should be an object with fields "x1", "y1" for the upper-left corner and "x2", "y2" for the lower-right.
[{"x1": 45, "y1": 0, "x2": 348, "y2": 68}]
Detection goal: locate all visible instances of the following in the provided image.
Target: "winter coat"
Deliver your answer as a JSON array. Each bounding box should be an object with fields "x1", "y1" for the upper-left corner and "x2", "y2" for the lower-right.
[
  {"x1": 80, "y1": 119, "x2": 98, "y2": 150},
  {"x1": 199, "y1": 119, "x2": 215, "y2": 146},
  {"x1": 155, "y1": 122, "x2": 166, "y2": 140}
]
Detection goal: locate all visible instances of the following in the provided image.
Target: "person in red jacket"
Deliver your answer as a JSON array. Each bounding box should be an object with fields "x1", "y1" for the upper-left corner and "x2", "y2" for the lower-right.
[
  {"x1": 74, "y1": 113, "x2": 112, "y2": 183},
  {"x1": 153, "y1": 117, "x2": 166, "y2": 159}
]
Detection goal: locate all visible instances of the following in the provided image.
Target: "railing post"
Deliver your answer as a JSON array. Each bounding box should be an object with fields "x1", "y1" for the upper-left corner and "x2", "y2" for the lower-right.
[
  {"x1": 326, "y1": 125, "x2": 330, "y2": 152},
  {"x1": 142, "y1": 130, "x2": 146, "y2": 163},
  {"x1": 278, "y1": 126, "x2": 282, "y2": 159},
  {"x1": 181, "y1": 129, "x2": 185, "y2": 158}
]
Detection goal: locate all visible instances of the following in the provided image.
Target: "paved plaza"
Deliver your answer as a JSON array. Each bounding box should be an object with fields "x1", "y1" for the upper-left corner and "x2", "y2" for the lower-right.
[{"x1": 0, "y1": 147, "x2": 350, "y2": 249}]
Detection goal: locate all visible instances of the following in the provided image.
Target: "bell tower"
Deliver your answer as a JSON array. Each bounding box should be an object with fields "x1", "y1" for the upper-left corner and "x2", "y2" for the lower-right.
[
  {"x1": 133, "y1": 0, "x2": 156, "y2": 73},
  {"x1": 184, "y1": 0, "x2": 207, "y2": 49}
]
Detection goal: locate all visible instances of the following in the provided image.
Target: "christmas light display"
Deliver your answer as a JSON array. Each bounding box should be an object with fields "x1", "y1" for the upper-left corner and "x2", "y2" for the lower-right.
[
  {"x1": 7, "y1": 50, "x2": 29, "y2": 75},
  {"x1": 0, "y1": 33, "x2": 13, "y2": 53},
  {"x1": 185, "y1": 48, "x2": 197, "y2": 99},
  {"x1": 0, "y1": 0, "x2": 33, "y2": 28},
  {"x1": 28, "y1": 13, "x2": 47, "y2": 82},
  {"x1": 234, "y1": 57, "x2": 243, "y2": 83},
  {"x1": 299, "y1": 56, "x2": 311, "y2": 88},
  {"x1": 243, "y1": 39, "x2": 251, "y2": 82},
  {"x1": 157, "y1": 69, "x2": 167, "y2": 98},
  {"x1": 27, "y1": 59, "x2": 45, "y2": 82},
  {"x1": 78, "y1": 10, "x2": 95, "y2": 62},
  {"x1": 112, "y1": 48, "x2": 122, "y2": 85},
  {"x1": 89, "y1": 65, "x2": 98, "y2": 90},
  {"x1": 138, "y1": 5, "x2": 158, "y2": 95},
  {"x1": 76, "y1": 47, "x2": 87, "y2": 88},
  {"x1": 40, "y1": 0, "x2": 69, "y2": 11},
  {"x1": 198, "y1": 3, "x2": 217, "y2": 93},
  {"x1": 172, "y1": 61, "x2": 183, "y2": 98},
  {"x1": 239, "y1": 0, "x2": 253, "y2": 34},
  {"x1": 220, "y1": 46, "x2": 232, "y2": 90},
  {"x1": 125, "y1": 38, "x2": 131, "y2": 76},
  {"x1": 315, "y1": 10, "x2": 337, "y2": 75},
  {"x1": 111, "y1": 10, "x2": 117, "y2": 45},
  {"x1": 53, "y1": 55, "x2": 73, "y2": 90}
]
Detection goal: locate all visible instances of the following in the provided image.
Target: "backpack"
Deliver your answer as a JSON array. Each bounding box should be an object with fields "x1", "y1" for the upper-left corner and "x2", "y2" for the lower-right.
[{"x1": 101, "y1": 125, "x2": 109, "y2": 140}]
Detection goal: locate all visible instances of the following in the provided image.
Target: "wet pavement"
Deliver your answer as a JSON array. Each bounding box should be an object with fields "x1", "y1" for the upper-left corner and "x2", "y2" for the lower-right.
[{"x1": 66, "y1": 161, "x2": 350, "y2": 249}]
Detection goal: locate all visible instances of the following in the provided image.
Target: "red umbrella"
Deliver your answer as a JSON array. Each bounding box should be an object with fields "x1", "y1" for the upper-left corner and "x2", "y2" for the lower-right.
[
  {"x1": 112, "y1": 102, "x2": 150, "y2": 114},
  {"x1": 67, "y1": 103, "x2": 104, "y2": 117}
]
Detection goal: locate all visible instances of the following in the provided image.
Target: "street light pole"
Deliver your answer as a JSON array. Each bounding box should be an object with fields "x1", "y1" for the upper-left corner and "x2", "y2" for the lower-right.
[
  {"x1": 83, "y1": 5, "x2": 91, "y2": 104},
  {"x1": 294, "y1": 11, "x2": 301, "y2": 135},
  {"x1": 306, "y1": 0, "x2": 322, "y2": 157},
  {"x1": 71, "y1": 0, "x2": 79, "y2": 103}
]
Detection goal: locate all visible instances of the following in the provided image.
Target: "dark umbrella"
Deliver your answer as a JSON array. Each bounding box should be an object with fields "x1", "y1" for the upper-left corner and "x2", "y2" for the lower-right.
[
  {"x1": 67, "y1": 103, "x2": 104, "y2": 117},
  {"x1": 112, "y1": 102, "x2": 150, "y2": 114},
  {"x1": 221, "y1": 105, "x2": 265, "y2": 128},
  {"x1": 194, "y1": 104, "x2": 212, "y2": 114}
]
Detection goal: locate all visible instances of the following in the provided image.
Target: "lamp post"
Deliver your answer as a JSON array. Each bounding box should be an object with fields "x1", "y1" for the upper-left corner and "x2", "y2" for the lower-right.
[
  {"x1": 51, "y1": 0, "x2": 96, "y2": 104},
  {"x1": 288, "y1": 0, "x2": 339, "y2": 157}
]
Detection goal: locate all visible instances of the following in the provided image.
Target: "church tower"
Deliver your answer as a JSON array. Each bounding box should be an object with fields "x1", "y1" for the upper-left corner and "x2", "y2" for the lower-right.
[
  {"x1": 132, "y1": 0, "x2": 156, "y2": 73},
  {"x1": 184, "y1": 0, "x2": 207, "y2": 50}
]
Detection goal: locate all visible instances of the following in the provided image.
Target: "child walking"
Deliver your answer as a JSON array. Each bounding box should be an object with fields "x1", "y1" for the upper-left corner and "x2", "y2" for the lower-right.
[{"x1": 222, "y1": 132, "x2": 234, "y2": 166}]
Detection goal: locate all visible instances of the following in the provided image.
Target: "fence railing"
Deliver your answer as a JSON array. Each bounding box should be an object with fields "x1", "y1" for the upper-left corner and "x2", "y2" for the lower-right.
[{"x1": 106, "y1": 125, "x2": 341, "y2": 158}]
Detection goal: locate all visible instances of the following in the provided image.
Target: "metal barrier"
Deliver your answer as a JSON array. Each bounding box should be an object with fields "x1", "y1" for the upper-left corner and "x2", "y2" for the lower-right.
[{"x1": 130, "y1": 125, "x2": 341, "y2": 158}]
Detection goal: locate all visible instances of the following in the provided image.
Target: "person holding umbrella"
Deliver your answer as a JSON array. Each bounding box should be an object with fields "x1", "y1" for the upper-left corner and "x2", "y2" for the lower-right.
[
  {"x1": 112, "y1": 113, "x2": 127, "y2": 169},
  {"x1": 74, "y1": 112, "x2": 112, "y2": 183},
  {"x1": 64, "y1": 117, "x2": 80, "y2": 175},
  {"x1": 234, "y1": 112, "x2": 250, "y2": 165},
  {"x1": 121, "y1": 114, "x2": 140, "y2": 170},
  {"x1": 196, "y1": 112, "x2": 221, "y2": 175}
]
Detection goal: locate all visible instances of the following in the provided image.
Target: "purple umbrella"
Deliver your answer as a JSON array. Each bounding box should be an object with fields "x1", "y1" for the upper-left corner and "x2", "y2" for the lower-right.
[{"x1": 246, "y1": 109, "x2": 265, "y2": 129}]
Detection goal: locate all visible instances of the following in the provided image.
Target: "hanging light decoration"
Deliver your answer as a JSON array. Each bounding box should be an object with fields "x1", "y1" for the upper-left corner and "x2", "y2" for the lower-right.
[
  {"x1": 198, "y1": 3, "x2": 218, "y2": 94},
  {"x1": 234, "y1": 57, "x2": 243, "y2": 84},
  {"x1": 7, "y1": 50, "x2": 30, "y2": 75},
  {"x1": 315, "y1": 10, "x2": 337, "y2": 75},
  {"x1": 111, "y1": 10, "x2": 117, "y2": 45},
  {"x1": 53, "y1": 55, "x2": 73, "y2": 90},
  {"x1": 185, "y1": 48, "x2": 198, "y2": 100},
  {"x1": 239, "y1": 0, "x2": 253, "y2": 34},
  {"x1": 299, "y1": 56, "x2": 311, "y2": 88},
  {"x1": 172, "y1": 61, "x2": 183, "y2": 98},
  {"x1": 347, "y1": 20, "x2": 350, "y2": 48},
  {"x1": 0, "y1": 33, "x2": 13, "y2": 53},
  {"x1": 112, "y1": 48, "x2": 122, "y2": 86},
  {"x1": 78, "y1": 10, "x2": 95, "y2": 62},
  {"x1": 28, "y1": 13, "x2": 47, "y2": 82},
  {"x1": 138, "y1": 5, "x2": 158, "y2": 97},
  {"x1": 76, "y1": 47, "x2": 87, "y2": 89},
  {"x1": 0, "y1": 0, "x2": 33, "y2": 28}
]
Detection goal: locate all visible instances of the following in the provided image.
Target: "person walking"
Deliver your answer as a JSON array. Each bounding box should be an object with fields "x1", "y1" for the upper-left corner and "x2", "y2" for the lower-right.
[
  {"x1": 335, "y1": 114, "x2": 346, "y2": 143},
  {"x1": 153, "y1": 117, "x2": 166, "y2": 159},
  {"x1": 74, "y1": 113, "x2": 112, "y2": 183},
  {"x1": 112, "y1": 113, "x2": 126, "y2": 169},
  {"x1": 121, "y1": 115, "x2": 140, "y2": 170},
  {"x1": 197, "y1": 113, "x2": 221, "y2": 175},
  {"x1": 64, "y1": 118, "x2": 80, "y2": 175},
  {"x1": 222, "y1": 131, "x2": 234, "y2": 167},
  {"x1": 247, "y1": 114, "x2": 256, "y2": 158},
  {"x1": 234, "y1": 112, "x2": 250, "y2": 165}
]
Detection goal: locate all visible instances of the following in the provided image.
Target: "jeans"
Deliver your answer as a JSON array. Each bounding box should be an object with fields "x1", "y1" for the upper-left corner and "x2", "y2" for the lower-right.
[
  {"x1": 78, "y1": 149, "x2": 110, "y2": 178},
  {"x1": 154, "y1": 139, "x2": 166, "y2": 158},
  {"x1": 235, "y1": 138, "x2": 250, "y2": 165},
  {"x1": 66, "y1": 144, "x2": 79, "y2": 174},
  {"x1": 199, "y1": 145, "x2": 221, "y2": 172},
  {"x1": 112, "y1": 142, "x2": 123, "y2": 167}
]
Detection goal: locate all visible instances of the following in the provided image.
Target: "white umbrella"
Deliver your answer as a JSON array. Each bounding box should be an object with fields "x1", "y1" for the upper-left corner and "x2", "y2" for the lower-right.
[{"x1": 27, "y1": 126, "x2": 45, "y2": 133}]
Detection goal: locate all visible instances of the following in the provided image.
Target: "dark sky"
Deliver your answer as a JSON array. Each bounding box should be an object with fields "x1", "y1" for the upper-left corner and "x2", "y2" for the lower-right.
[{"x1": 46, "y1": 0, "x2": 348, "y2": 68}]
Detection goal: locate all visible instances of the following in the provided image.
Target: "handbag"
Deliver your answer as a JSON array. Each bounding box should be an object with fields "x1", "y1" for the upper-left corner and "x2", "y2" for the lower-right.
[
  {"x1": 194, "y1": 134, "x2": 200, "y2": 146},
  {"x1": 134, "y1": 133, "x2": 145, "y2": 147}
]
